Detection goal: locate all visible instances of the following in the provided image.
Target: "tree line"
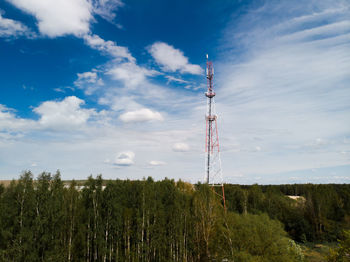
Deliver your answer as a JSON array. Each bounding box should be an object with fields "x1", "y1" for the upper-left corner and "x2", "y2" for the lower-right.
[
  {"x1": 1, "y1": 171, "x2": 349, "y2": 261},
  {"x1": 223, "y1": 183, "x2": 350, "y2": 243}
]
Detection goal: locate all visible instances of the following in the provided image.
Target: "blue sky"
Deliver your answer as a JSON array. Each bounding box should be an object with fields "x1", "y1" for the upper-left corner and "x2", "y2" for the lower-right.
[{"x1": 0, "y1": 0, "x2": 349, "y2": 184}]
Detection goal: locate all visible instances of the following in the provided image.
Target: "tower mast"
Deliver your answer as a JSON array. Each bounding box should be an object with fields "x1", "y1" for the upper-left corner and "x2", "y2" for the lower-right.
[
  {"x1": 204, "y1": 54, "x2": 226, "y2": 209},
  {"x1": 205, "y1": 54, "x2": 215, "y2": 184}
]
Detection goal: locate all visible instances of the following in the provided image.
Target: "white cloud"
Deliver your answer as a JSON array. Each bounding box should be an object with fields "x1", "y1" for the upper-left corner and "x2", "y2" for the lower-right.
[
  {"x1": 278, "y1": 20, "x2": 350, "y2": 44},
  {"x1": 0, "y1": 13, "x2": 34, "y2": 38},
  {"x1": 115, "y1": 23, "x2": 124, "y2": 30},
  {"x1": 107, "y1": 62, "x2": 157, "y2": 88},
  {"x1": 172, "y1": 142, "x2": 190, "y2": 152},
  {"x1": 148, "y1": 42, "x2": 203, "y2": 75},
  {"x1": 0, "y1": 87, "x2": 203, "y2": 181},
  {"x1": 33, "y1": 96, "x2": 95, "y2": 129},
  {"x1": 5, "y1": 0, "x2": 132, "y2": 65},
  {"x1": 84, "y1": 34, "x2": 135, "y2": 62},
  {"x1": 99, "y1": 95, "x2": 143, "y2": 112},
  {"x1": 165, "y1": 75, "x2": 189, "y2": 85},
  {"x1": 53, "y1": 86, "x2": 75, "y2": 94},
  {"x1": 2, "y1": 0, "x2": 349, "y2": 184},
  {"x1": 119, "y1": 108, "x2": 163, "y2": 123},
  {"x1": 216, "y1": 0, "x2": 350, "y2": 179},
  {"x1": 0, "y1": 104, "x2": 35, "y2": 131},
  {"x1": 7, "y1": 0, "x2": 92, "y2": 37},
  {"x1": 74, "y1": 70, "x2": 104, "y2": 95},
  {"x1": 114, "y1": 151, "x2": 135, "y2": 166},
  {"x1": 149, "y1": 160, "x2": 166, "y2": 166},
  {"x1": 308, "y1": 138, "x2": 327, "y2": 148},
  {"x1": 76, "y1": 71, "x2": 98, "y2": 84},
  {"x1": 92, "y1": 0, "x2": 123, "y2": 23}
]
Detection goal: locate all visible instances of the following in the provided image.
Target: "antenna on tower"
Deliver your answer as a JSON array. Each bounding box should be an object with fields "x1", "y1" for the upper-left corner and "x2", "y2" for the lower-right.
[{"x1": 204, "y1": 54, "x2": 226, "y2": 210}]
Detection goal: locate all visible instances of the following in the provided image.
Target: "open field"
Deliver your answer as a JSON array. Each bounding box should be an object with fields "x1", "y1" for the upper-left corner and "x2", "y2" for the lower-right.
[{"x1": 0, "y1": 180, "x2": 12, "y2": 187}]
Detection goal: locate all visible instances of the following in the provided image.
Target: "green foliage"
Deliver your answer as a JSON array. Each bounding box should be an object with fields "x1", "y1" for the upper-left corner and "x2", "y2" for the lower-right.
[
  {"x1": 326, "y1": 230, "x2": 350, "y2": 262},
  {"x1": 224, "y1": 183, "x2": 350, "y2": 243},
  {"x1": 215, "y1": 213, "x2": 302, "y2": 262},
  {"x1": 1, "y1": 173, "x2": 350, "y2": 261}
]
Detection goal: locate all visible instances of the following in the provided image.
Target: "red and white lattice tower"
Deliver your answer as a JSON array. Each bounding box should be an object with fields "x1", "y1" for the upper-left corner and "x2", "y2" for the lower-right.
[{"x1": 204, "y1": 54, "x2": 226, "y2": 208}]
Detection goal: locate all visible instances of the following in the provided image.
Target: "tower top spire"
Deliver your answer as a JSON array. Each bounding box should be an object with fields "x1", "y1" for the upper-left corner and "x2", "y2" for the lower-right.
[{"x1": 205, "y1": 56, "x2": 215, "y2": 98}]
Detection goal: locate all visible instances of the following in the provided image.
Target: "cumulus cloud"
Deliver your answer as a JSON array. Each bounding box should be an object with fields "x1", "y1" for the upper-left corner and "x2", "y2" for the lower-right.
[
  {"x1": 84, "y1": 34, "x2": 135, "y2": 62},
  {"x1": 172, "y1": 142, "x2": 190, "y2": 152},
  {"x1": 0, "y1": 104, "x2": 34, "y2": 132},
  {"x1": 119, "y1": 108, "x2": 163, "y2": 123},
  {"x1": 33, "y1": 96, "x2": 95, "y2": 129},
  {"x1": 6, "y1": 0, "x2": 92, "y2": 37},
  {"x1": 0, "y1": 13, "x2": 34, "y2": 38},
  {"x1": 114, "y1": 151, "x2": 135, "y2": 166},
  {"x1": 5, "y1": 0, "x2": 132, "y2": 63},
  {"x1": 149, "y1": 160, "x2": 166, "y2": 166},
  {"x1": 107, "y1": 62, "x2": 157, "y2": 88},
  {"x1": 74, "y1": 70, "x2": 104, "y2": 95},
  {"x1": 148, "y1": 42, "x2": 203, "y2": 74}
]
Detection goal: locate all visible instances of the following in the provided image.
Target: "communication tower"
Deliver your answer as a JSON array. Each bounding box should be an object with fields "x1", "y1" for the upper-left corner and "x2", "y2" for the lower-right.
[{"x1": 204, "y1": 54, "x2": 226, "y2": 209}]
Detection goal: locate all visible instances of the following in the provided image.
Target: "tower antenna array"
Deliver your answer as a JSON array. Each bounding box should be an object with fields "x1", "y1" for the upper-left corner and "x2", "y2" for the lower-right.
[{"x1": 204, "y1": 54, "x2": 226, "y2": 209}]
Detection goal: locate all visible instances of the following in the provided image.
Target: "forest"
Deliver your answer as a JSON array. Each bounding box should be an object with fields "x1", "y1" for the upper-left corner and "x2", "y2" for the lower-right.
[{"x1": 0, "y1": 171, "x2": 349, "y2": 262}]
